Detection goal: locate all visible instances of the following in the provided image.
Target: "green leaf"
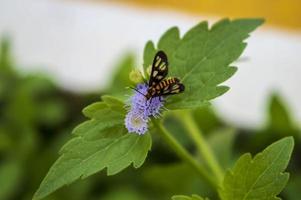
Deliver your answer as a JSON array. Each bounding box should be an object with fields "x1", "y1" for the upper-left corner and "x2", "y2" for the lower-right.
[
  {"x1": 0, "y1": 37, "x2": 17, "y2": 99},
  {"x1": 172, "y1": 194, "x2": 209, "y2": 200},
  {"x1": 0, "y1": 36, "x2": 14, "y2": 72},
  {"x1": 219, "y1": 137, "x2": 294, "y2": 200},
  {"x1": 144, "y1": 18, "x2": 264, "y2": 109},
  {"x1": 208, "y1": 128, "x2": 236, "y2": 169},
  {"x1": 267, "y1": 94, "x2": 297, "y2": 134},
  {"x1": 108, "y1": 53, "x2": 135, "y2": 96},
  {"x1": 143, "y1": 41, "x2": 156, "y2": 78},
  {"x1": 249, "y1": 93, "x2": 300, "y2": 151},
  {"x1": 34, "y1": 96, "x2": 152, "y2": 200},
  {"x1": 143, "y1": 163, "x2": 214, "y2": 199}
]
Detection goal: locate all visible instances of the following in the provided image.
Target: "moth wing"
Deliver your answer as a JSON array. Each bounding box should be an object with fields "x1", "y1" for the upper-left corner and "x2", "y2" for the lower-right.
[
  {"x1": 149, "y1": 51, "x2": 168, "y2": 87},
  {"x1": 161, "y1": 82, "x2": 185, "y2": 96}
]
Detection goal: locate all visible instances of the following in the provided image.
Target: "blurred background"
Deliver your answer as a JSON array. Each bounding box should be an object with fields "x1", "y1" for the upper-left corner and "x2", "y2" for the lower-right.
[{"x1": 0, "y1": 0, "x2": 301, "y2": 200}]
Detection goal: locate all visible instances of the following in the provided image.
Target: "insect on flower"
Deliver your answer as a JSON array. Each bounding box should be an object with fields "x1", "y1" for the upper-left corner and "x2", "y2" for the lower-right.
[
  {"x1": 139, "y1": 51, "x2": 185, "y2": 101},
  {"x1": 125, "y1": 50, "x2": 185, "y2": 135}
]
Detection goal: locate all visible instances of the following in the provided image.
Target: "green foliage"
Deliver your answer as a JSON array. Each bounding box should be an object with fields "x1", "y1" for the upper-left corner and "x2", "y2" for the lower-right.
[
  {"x1": 0, "y1": 36, "x2": 14, "y2": 73},
  {"x1": 219, "y1": 137, "x2": 294, "y2": 200},
  {"x1": 208, "y1": 128, "x2": 236, "y2": 169},
  {"x1": 143, "y1": 18, "x2": 264, "y2": 109},
  {"x1": 268, "y1": 94, "x2": 294, "y2": 130},
  {"x1": 143, "y1": 163, "x2": 214, "y2": 199},
  {"x1": 143, "y1": 41, "x2": 156, "y2": 79},
  {"x1": 0, "y1": 160, "x2": 23, "y2": 200},
  {"x1": 172, "y1": 194, "x2": 209, "y2": 200},
  {"x1": 284, "y1": 174, "x2": 301, "y2": 200},
  {"x1": 0, "y1": 37, "x2": 76, "y2": 200},
  {"x1": 101, "y1": 187, "x2": 145, "y2": 200},
  {"x1": 249, "y1": 93, "x2": 300, "y2": 151},
  {"x1": 0, "y1": 37, "x2": 15, "y2": 99},
  {"x1": 266, "y1": 94, "x2": 300, "y2": 139},
  {"x1": 192, "y1": 106, "x2": 222, "y2": 134},
  {"x1": 108, "y1": 53, "x2": 135, "y2": 96},
  {"x1": 33, "y1": 96, "x2": 152, "y2": 200}
]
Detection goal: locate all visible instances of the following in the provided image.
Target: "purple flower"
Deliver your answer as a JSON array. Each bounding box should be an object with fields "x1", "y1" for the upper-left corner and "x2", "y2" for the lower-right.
[
  {"x1": 125, "y1": 83, "x2": 164, "y2": 135},
  {"x1": 125, "y1": 111, "x2": 148, "y2": 135}
]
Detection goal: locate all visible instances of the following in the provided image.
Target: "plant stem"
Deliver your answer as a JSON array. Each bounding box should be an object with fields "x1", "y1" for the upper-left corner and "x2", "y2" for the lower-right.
[
  {"x1": 152, "y1": 119, "x2": 218, "y2": 188},
  {"x1": 180, "y1": 111, "x2": 224, "y2": 184}
]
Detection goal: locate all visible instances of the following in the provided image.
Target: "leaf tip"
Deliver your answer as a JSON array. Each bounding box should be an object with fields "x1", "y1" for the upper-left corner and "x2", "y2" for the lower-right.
[
  {"x1": 233, "y1": 18, "x2": 265, "y2": 30},
  {"x1": 282, "y1": 136, "x2": 295, "y2": 149},
  {"x1": 32, "y1": 189, "x2": 45, "y2": 200},
  {"x1": 167, "y1": 26, "x2": 180, "y2": 33},
  {"x1": 253, "y1": 18, "x2": 265, "y2": 25},
  {"x1": 276, "y1": 136, "x2": 294, "y2": 148},
  {"x1": 144, "y1": 40, "x2": 155, "y2": 50}
]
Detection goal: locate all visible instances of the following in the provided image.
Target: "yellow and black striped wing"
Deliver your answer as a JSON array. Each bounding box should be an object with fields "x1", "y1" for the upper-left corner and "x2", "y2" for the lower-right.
[
  {"x1": 161, "y1": 82, "x2": 185, "y2": 96},
  {"x1": 149, "y1": 51, "x2": 168, "y2": 87},
  {"x1": 150, "y1": 78, "x2": 185, "y2": 98}
]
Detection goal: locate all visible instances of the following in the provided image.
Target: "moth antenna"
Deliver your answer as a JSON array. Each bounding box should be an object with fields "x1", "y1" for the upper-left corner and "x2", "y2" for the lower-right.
[{"x1": 127, "y1": 86, "x2": 147, "y2": 98}]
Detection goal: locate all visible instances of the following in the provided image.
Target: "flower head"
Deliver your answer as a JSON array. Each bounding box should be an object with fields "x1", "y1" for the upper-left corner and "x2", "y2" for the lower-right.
[
  {"x1": 125, "y1": 83, "x2": 164, "y2": 135},
  {"x1": 125, "y1": 110, "x2": 148, "y2": 135}
]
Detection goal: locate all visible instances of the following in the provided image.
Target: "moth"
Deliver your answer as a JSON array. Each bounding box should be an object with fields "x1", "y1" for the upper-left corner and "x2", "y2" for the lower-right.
[{"x1": 145, "y1": 50, "x2": 185, "y2": 100}]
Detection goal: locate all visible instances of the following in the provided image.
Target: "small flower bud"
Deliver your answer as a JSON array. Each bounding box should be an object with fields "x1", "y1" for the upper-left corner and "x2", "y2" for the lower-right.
[
  {"x1": 146, "y1": 65, "x2": 152, "y2": 76},
  {"x1": 129, "y1": 69, "x2": 143, "y2": 84}
]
